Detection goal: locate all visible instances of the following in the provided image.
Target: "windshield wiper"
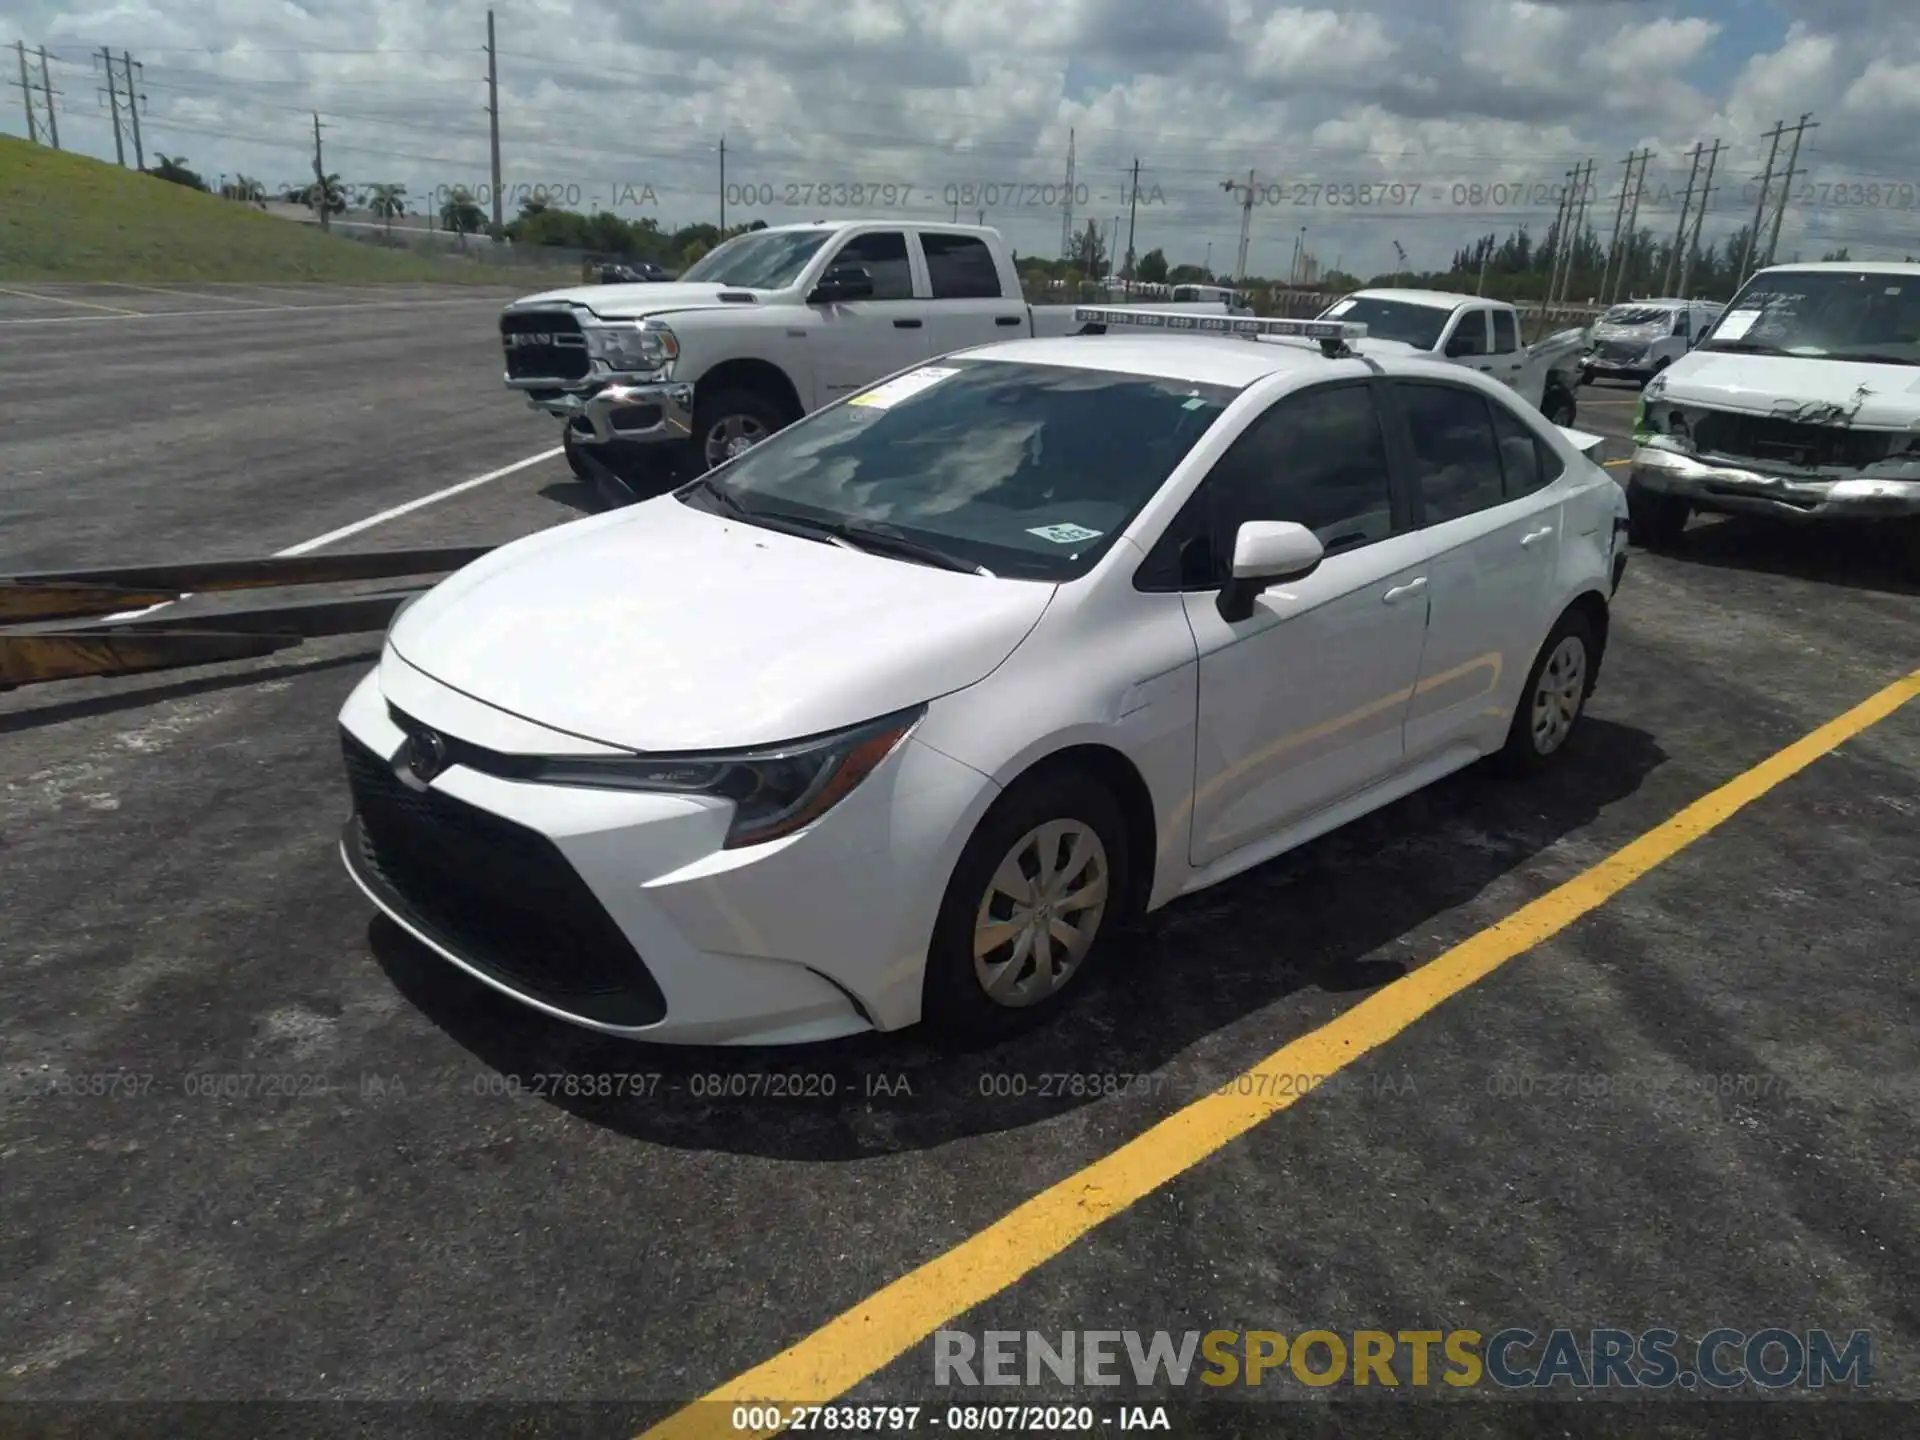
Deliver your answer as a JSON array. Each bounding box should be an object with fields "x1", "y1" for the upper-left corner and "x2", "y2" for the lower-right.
[
  {"x1": 685, "y1": 478, "x2": 857, "y2": 548},
  {"x1": 833, "y1": 520, "x2": 994, "y2": 576}
]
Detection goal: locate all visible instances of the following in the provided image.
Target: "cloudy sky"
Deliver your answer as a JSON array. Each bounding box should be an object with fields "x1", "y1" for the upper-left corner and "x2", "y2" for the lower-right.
[{"x1": 6, "y1": 0, "x2": 1919, "y2": 279}]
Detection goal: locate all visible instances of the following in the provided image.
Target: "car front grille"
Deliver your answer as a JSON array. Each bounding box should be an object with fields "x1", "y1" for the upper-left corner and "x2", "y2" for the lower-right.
[
  {"x1": 340, "y1": 729, "x2": 668, "y2": 1027},
  {"x1": 1689, "y1": 411, "x2": 1897, "y2": 471},
  {"x1": 500, "y1": 308, "x2": 590, "y2": 382}
]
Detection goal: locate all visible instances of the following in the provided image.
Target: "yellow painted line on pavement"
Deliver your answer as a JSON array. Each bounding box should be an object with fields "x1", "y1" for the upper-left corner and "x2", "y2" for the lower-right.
[
  {"x1": 1604, "y1": 458, "x2": 1632, "y2": 467},
  {"x1": 638, "y1": 667, "x2": 1920, "y2": 1440}
]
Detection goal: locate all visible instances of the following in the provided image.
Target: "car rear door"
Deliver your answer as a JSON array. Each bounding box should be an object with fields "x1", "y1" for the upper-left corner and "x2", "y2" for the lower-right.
[
  {"x1": 808, "y1": 229, "x2": 932, "y2": 405},
  {"x1": 1381, "y1": 378, "x2": 1565, "y2": 762},
  {"x1": 1155, "y1": 380, "x2": 1433, "y2": 865},
  {"x1": 914, "y1": 230, "x2": 1033, "y2": 352}
]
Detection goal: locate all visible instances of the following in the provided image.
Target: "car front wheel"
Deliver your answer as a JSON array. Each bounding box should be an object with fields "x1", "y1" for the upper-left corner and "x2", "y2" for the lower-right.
[
  {"x1": 922, "y1": 767, "x2": 1130, "y2": 1046},
  {"x1": 692, "y1": 388, "x2": 789, "y2": 473}
]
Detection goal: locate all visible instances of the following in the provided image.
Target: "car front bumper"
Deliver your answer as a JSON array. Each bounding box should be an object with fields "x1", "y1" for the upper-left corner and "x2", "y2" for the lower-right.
[
  {"x1": 1629, "y1": 447, "x2": 1920, "y2": 522},
  {"x1": 522, "y1": 380, "x2": 695, "y2": 448},
  {"x1": 335, "y1": 662, "x2": 998, "y2": 1045}
]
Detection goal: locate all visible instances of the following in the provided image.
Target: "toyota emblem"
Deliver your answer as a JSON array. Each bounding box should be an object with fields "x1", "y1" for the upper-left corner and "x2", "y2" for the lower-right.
[{"x1": 406, "y1": 729, "x2": 450, "y2": 783}]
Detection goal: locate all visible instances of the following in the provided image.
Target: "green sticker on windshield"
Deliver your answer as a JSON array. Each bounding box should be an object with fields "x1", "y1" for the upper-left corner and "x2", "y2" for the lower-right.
[{"x1": 1027, "y1": 522, "x2": 1103, "y2": 544}]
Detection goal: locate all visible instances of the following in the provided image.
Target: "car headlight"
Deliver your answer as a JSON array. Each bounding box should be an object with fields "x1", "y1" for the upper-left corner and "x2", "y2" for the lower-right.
[
  {"x1": 589, "y1": 319, "x2": 679, "y2": 373},
  {"x1": 522, "y1": 705, "x2": 925, "y2": 849}
]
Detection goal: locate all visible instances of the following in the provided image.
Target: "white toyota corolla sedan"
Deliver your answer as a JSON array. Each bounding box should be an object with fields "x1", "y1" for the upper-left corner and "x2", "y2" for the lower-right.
[{"x1": 338, "y1": 311, "x2": 1631, "y2": 1047}]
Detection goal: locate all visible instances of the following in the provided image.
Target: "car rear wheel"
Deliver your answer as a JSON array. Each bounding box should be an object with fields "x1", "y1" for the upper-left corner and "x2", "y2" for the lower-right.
[
  {"x1": 1626, "y1": 479, "x2": 1689, "y2": 549},
  {"x1": 922, "y1": 767, "x2": 1130, "y2": 1046},
  {"x1": 1498, "y1": 609, "x2": 1598, "y2": 773}
]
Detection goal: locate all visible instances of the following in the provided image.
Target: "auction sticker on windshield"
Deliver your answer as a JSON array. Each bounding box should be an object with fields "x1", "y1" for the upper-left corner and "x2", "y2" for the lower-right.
[
  {"x1": 1713, "y1": 310, "x2": 1761, "y2": 341},
  {"x1": 1027, "y1": 522, "x2": 1103, "y2": 544},
  {"x1": 850, "y1": 367, "x2": 961, "y2": 409}
]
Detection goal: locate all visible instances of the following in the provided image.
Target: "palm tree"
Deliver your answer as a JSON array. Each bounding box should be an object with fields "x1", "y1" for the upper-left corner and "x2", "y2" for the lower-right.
[
  {"x1": 223, "y1": 174, "x2": 266, "y2": 206},
  {"x1": 366, "y1": 183, "x2": 408, "y2": 242},
  {"x1": 439, "y1": 186, "x2": 486, "y2": 249}
]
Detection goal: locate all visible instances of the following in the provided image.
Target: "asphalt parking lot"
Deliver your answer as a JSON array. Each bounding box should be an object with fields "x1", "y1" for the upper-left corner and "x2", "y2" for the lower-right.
[{"x1": 2, "y1": 284, "x2": 1917, "y2": 1436}]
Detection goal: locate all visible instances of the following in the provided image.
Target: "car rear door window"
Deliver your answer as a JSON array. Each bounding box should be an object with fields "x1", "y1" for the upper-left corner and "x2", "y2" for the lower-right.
[
  {"x1": 1395, "y1": 382, "x2": 1508, "y2": 524},
  {"x1": 921, "y1": 232, "x2": 1005, "y2": 299}
]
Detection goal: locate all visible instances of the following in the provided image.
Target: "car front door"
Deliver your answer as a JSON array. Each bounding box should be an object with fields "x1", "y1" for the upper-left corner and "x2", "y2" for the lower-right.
[
  {"x1": 915, "y1": 230, "x2": 1029, "y2": 353},
  {"x1": 1440, "y1": 307, "x2": 1492, "y2": 373},
  {"x1": 1382, "y1": 379, "x2": 1565, "y2": 761},
  {"x1": 808, "y1": 229, "x2": 931, "y2": 406},
  {"x1": 1164, "y1": 380, "x2": 1433, "y2": 867}
]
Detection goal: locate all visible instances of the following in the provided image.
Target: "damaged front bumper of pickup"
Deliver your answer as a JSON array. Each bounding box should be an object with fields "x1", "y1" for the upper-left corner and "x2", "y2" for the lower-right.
[
  {"x1": 531, "y1": 381, "x2": 696, "y2": 447},
  {"x1": 1629, "y1": 439, "x2": 1920, "y2": 522}
]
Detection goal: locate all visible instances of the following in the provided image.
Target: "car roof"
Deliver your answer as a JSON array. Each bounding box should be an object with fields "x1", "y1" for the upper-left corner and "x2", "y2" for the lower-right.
[
  {"x1": 953, "y1": 333, "x2": 1371, "y2": 388},
  {"x1": 1347, "y1": 287, "x2": 1485, "y2": 309},
  {"x1": 1755, "y1": 261, "x2": 1920, "y2": 277}
]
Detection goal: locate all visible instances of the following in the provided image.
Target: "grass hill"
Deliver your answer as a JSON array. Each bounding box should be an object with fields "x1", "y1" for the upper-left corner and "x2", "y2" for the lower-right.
[{"x1": 0, "y1": 136, "x2": 572, "y2": 285}]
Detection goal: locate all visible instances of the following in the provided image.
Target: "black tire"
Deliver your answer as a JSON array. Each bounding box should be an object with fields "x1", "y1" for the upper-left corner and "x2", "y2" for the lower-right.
[
  {"x1": 921, "y1": 766, "x2": 1131, "y2": 1047},
  {"x1": 690, "y1": 387, "x2": 792, "y2": 474},
  {"x1": 1497, "y1": 608, "x2": 1599, "y2": 774},
  {"x1": 1626, "y1": 478, "x2": 1689, "y2": 549},
  {"x1": 562, "y1": 425, "x2": 593, "y2": 480},
  {"x1": 1543, "y1": 383, "x2": 1577, "y2": 428}
]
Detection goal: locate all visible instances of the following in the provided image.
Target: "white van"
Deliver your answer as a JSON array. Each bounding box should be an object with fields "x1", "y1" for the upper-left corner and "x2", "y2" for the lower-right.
[
  {"x1": 1171, "y1": 283, "x2": 1254, "y2": 316},
  {"x1": 1625, "y1": 262, "x2": 1920, "y2": 572},
  {"x1": 1581, "y1": 298, "x2": 1724, "y2": 386}
]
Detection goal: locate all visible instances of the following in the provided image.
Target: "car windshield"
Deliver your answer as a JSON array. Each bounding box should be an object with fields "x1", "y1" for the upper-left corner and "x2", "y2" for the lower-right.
[
  {"x1": 677, "y1": 230, "x2": 831, "y2": 288},
  {"x1": 678, "y1": 360, "x2": 1239, "y2": 581},
  {"x1": 1601, "y1": 307, "x2": 1672, "y2": 325},
  {"x1": 1698, "y1": 271, "x2": 1920, "y2": 361},
  {"x1": 1319, "y1": 296, "x2": 1452, "y2": 349}
]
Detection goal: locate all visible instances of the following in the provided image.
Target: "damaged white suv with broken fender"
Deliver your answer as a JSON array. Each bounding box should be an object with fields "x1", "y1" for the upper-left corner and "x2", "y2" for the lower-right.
[
  {"x1": 1627, "y1": 262, "x2": 1920, "y2": 572},
  {"x1": 338, "y1": 312, "x2": 1629, "y2": 1048}
]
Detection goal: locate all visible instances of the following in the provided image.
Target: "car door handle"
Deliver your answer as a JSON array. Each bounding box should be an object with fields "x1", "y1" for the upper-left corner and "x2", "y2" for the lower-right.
[
  {"x1": 995, "y1": 315, "x2": 1024, "y2": 326},
  {"x1": 1521, "y1": 526, "x2": 1555, "y2": 547},
  {"x1": 893, "y1": 318, "x2": 923, "y2": 329},
  {"x1": 1382, "y1": 577, "x2": 1428, "y2": 603}
]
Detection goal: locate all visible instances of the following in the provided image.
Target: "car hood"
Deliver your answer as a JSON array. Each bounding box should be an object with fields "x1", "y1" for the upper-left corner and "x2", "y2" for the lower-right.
[
  {"x1": 1651, "y1": 353, "x2": 1920, "y2": 429},
  {"x1": 386, "y1": 496, "x2": 1056, "y2": 752},
  {"x1": 505, "y1": 282, "x2": 761, "y2": 319}
]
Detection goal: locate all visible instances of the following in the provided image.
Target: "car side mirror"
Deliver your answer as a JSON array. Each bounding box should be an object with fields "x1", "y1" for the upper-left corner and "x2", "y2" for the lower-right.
[
  {"x1": 808, "y1": 263, "x2": 874, "y2": 304},
  {"x1": 1216, "y1": 521, "x2": 1324, "y2": 622}
]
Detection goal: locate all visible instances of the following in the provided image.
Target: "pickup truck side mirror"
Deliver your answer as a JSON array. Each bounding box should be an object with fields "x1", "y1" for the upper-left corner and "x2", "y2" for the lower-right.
[
  {"x1": 1443, "y1": 330, "x2": 1478, "y2": 358},
  {"x1": 1216, "y1": 521, "x2": 1324, "y2": 622},
  {"x1": 808, "y1": 263, "x2": 875, "y2": 304}
]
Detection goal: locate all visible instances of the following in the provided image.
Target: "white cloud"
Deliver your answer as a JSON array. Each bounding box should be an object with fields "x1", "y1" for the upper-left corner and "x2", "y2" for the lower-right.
[{"x1": 4, "y1": 0, "x2": 1917, "y2": 277}]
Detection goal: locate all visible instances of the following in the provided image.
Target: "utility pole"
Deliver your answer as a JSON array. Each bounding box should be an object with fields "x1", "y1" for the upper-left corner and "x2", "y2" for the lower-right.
[
  {"x1": 1663, "y1": 143, "x2": 1704, "y2": 295},
  {"x1": 1738, "y1": 120, "x2": 1786, "y2": 285},
  {"x1": 1677, "y1": 139, "x2": 1723, "y2": 297},
  {"x1": 1613, "y1": 149, "x2": 1651, "y2": 302},
  {"x1": 1059, "y1": 128, "x2": 1076, "y2": 260},
  {"x1": 1762, "y1": 113, "x2": 1815, "y2": 270},
  {"x1": 12, "y1": 41, "x2": 38, "y2": 144},
  {"x1": 485, "y1": 10, "x2": 504, "y2": 237},
  {"x1": 38, "y1": 47, "x2": 59, "y2": 149},
  {"x1": 98, "y1": 46, "x2": 125, "y2": 166},
  {"x1": 120, "y1": 53, "x2": 144, "y2": 171},
  {"x1": 717, "y1": 135, "x2": 725, "y2": 230},
  {"x1": 1220, "y1": 168, "x2": 1255, "y2": 284},
  {"x1": 311, "y1": 112, "x2": 329, "y2": 232},
  {"x1": 1124, "y1": 156, "x2": 1140, "y2": 281},
  {"x1": 1545, "y1": 165, "x2": 1577, "y2": 307},
  {"x1": 1599, "y1": 149, "x2": 1651, "y2": 305},
  {"x1": 1565, "y1": 160, "x2": 1596, "y2": 304}
]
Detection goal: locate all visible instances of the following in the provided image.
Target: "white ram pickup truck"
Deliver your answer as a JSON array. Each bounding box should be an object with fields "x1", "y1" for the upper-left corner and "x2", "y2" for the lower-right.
[
  {"x1": 499, "y1": 220, "x2": 1103, "y2": 497},
  {"x1": 1316, "y1": 288, "x2": 1589, "y2": 427}
]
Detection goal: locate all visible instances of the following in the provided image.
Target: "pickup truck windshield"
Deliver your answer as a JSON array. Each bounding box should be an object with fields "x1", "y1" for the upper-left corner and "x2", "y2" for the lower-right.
[
  {"x1": 1601, "y1": 307, "x2": 1671, "y2": 325},
  {"x1": 1699, "y1": 271, "x2": 1920, "y2": 362},
  {"x1": 1322, "y1": 297, "x2": 1453, "y2": 349},
  {"x1": 679, "y1": 360, "x2": 1238, "y2": 580},
  {"x1": 677, "y1": 230, "x2": 831, "y2": 288}
]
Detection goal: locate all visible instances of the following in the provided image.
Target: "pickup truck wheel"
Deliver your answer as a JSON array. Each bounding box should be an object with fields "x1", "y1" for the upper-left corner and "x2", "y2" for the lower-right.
[
  {"x1": 1544, "y1": 385, "x2": 1577, "y2": 427},
  {"x1": 1626, "y1": 478, "x2": 1689, "y2": 549},
  {"x1": 562, "y1": 426, "x2": 593, "y2": 480},
  {"x1": 692, "y1": 389, "x2": 789, "y2": 473}
]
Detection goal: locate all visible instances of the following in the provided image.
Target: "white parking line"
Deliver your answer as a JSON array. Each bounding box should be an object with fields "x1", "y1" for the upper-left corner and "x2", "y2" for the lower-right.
[
  {"x1": 100, "y1": 445, "x2": 565, "y2": 622},
  {"x1": 96, "y1": 281, "x2": 281, "y2": 308},
  {"x1": 0, "y1": 296, "x2": 515, "y2": 327},
  {"x1": 0, "y1": 283, "x2": 143, "y2": 316}
]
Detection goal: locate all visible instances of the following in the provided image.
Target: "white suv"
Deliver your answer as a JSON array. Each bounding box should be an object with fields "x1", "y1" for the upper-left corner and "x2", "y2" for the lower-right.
[{"x1": 340, "y1": 313, "x2": 1631, "y2": 1048}]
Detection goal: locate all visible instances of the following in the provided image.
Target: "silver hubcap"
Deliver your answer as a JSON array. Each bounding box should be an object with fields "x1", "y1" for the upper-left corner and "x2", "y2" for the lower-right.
[
  {"x1": 705, "y1": 413, "x2": 768, "y2": 467},
  {"x1": 1531, "y1": 635, "x2": 1587, "y2": 754},
  {"x1": 973, "y1": 820, "x2": 1110, "y2": 1008}
]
